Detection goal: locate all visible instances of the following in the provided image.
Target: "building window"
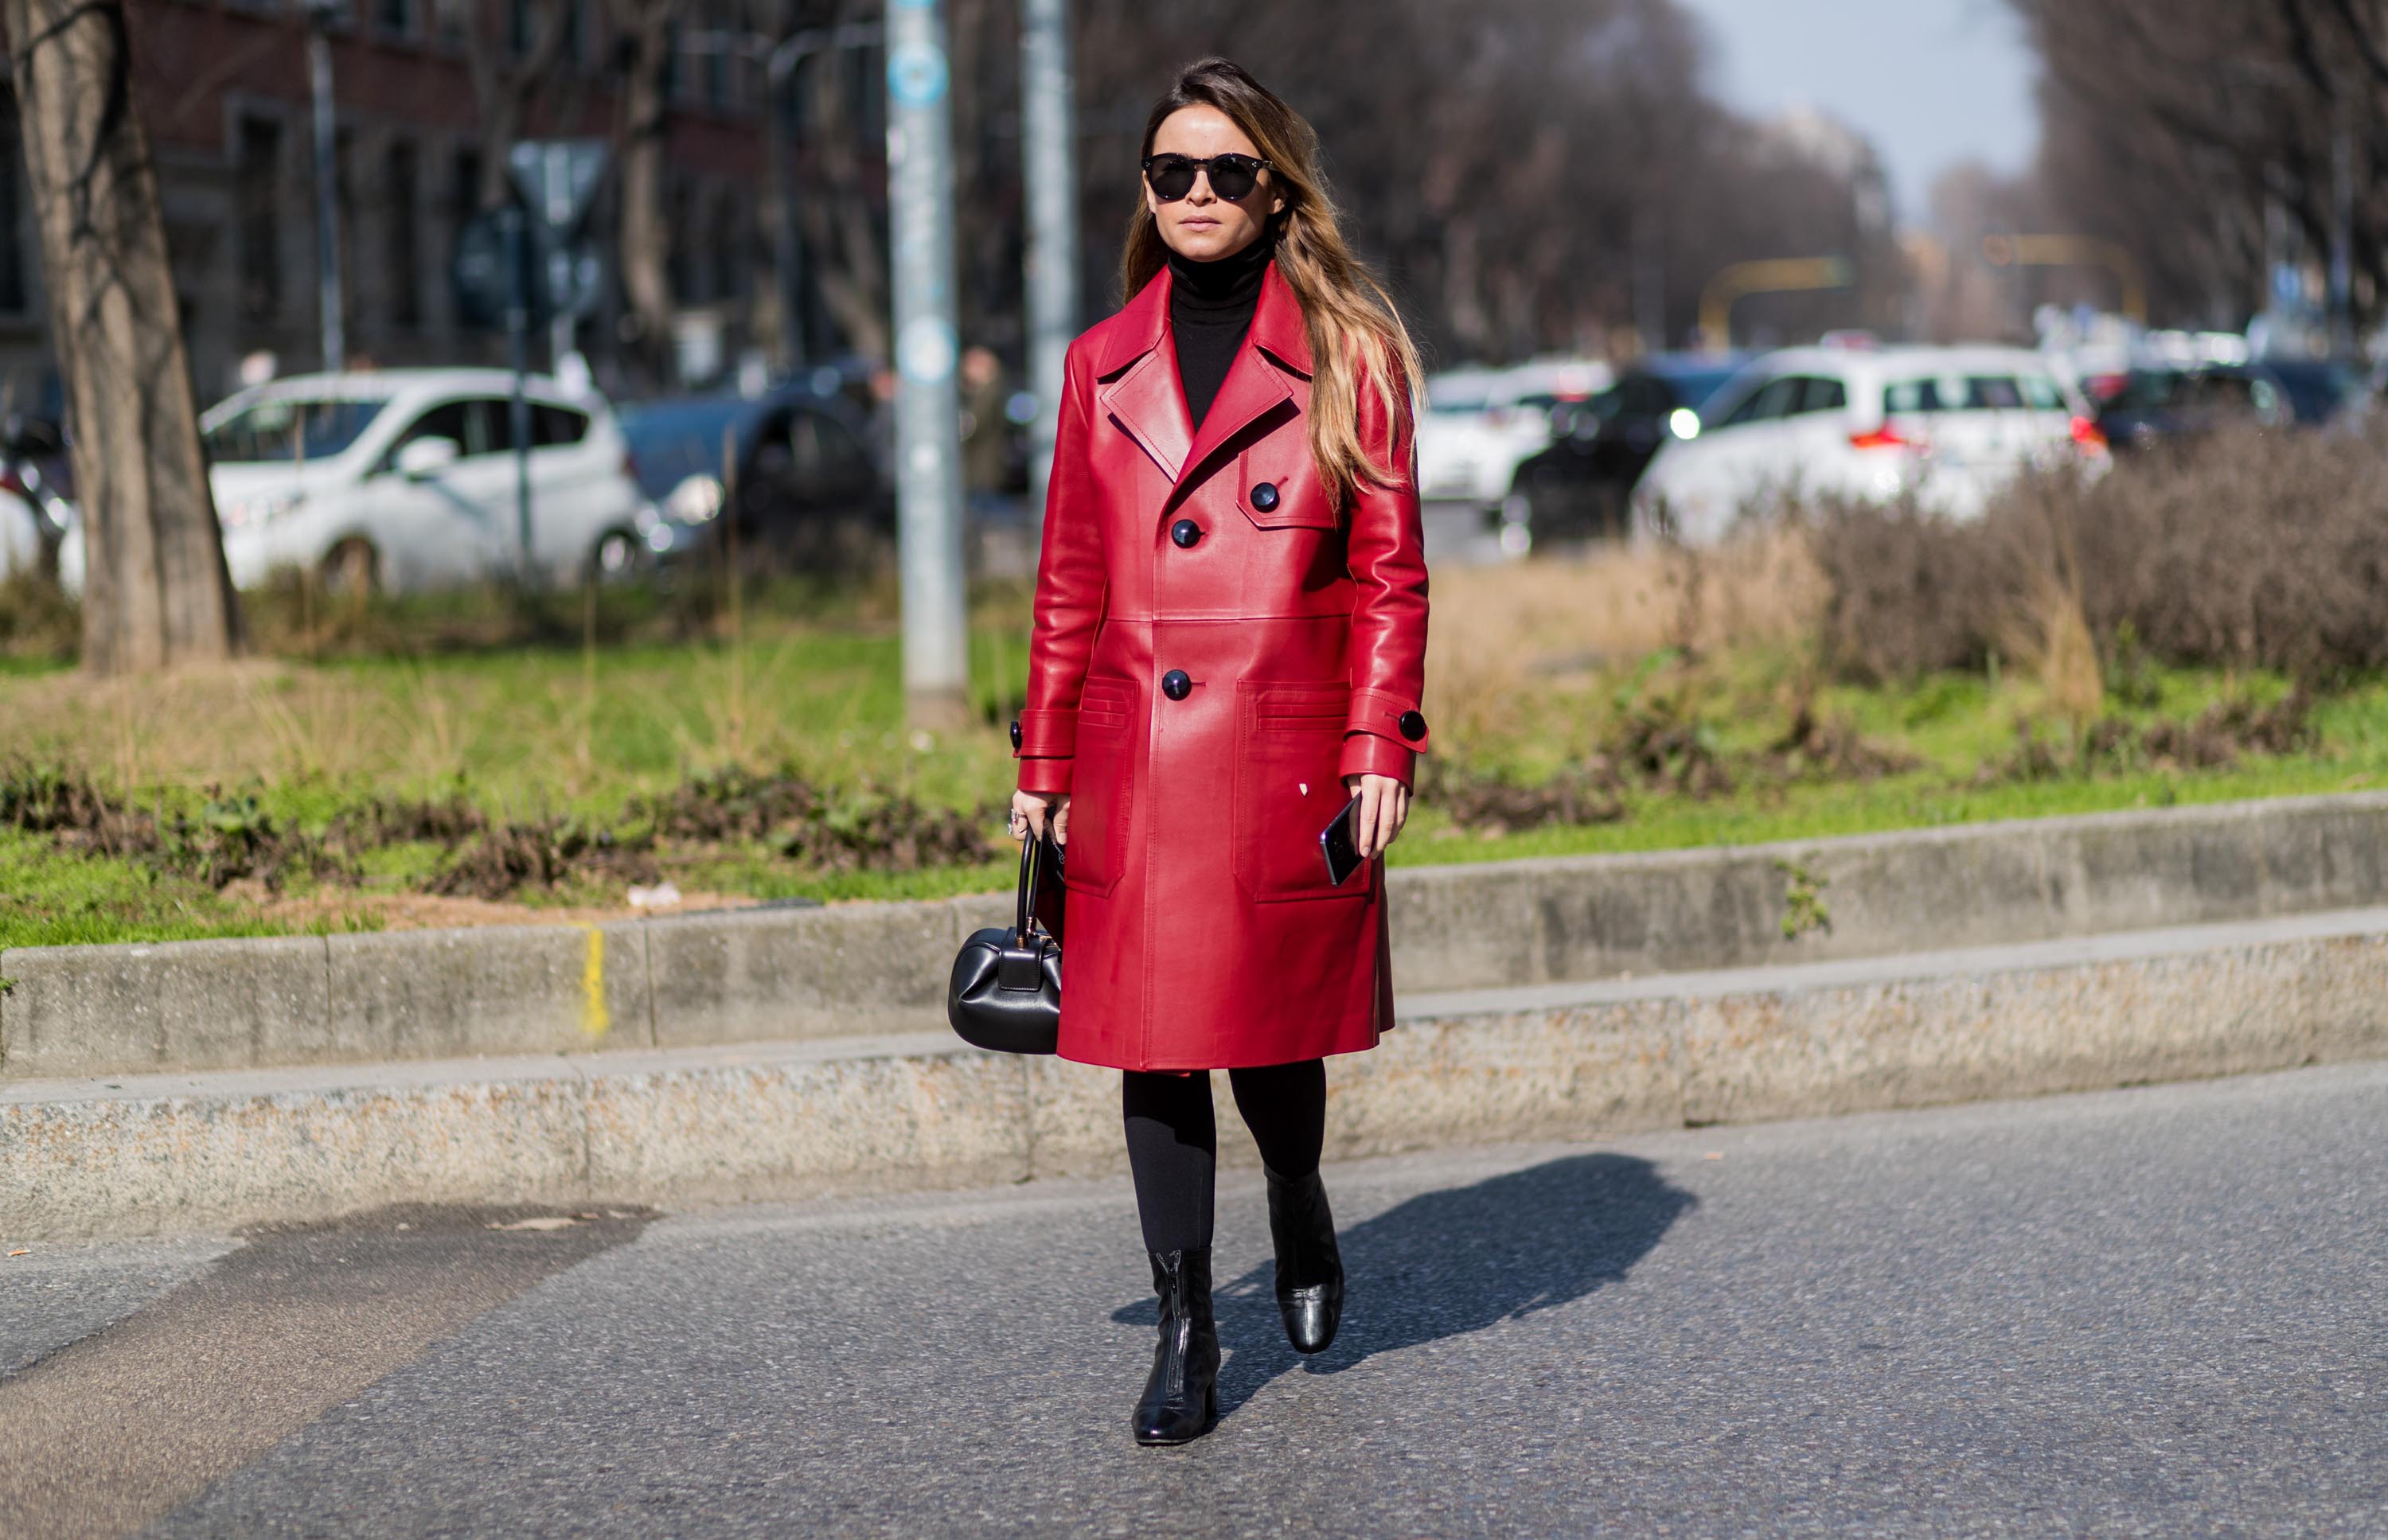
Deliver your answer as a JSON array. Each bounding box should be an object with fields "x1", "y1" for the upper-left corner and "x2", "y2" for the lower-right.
[
  {"x1": 560, "y1": 0, "x2": 584, "y2": 68},
  {"x1": 388, "y1": 139, "x2": 420, "y2": 327},
  {"x1": 0, "y1": 88, "x2": 25, "y2": 314},
  {"x1": 453, "y1": 144, "x2": 483, "y2": 222},
  {"x1": 712, "y1": 192, "x2": 741, "y2": 306},
  {"x1": 668, "y1": 181, "x2": 696, "y2": 304},
  {"x1": 448, "y1": 145, "x2": 483, "y2": 328},
  {"x1": 376, "y1": 0, "x2": 412, "y2": 37},
  {"x1": 703, "y1": 8, "x2": 730, "y2": 109},
  {"x1": 334, "y1": 125, "x2": 359, "y2": 354},
  {"x1": 506, "y1": 0, "x2": 532, "y2": 57},
  {"x1": 236, "y1": 115, "x2": 283, "y2": 324}
]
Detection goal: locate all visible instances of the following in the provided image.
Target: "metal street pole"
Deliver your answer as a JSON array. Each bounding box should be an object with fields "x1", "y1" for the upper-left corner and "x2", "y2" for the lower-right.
[
  {"x1": 885, "y1": 0, "x2": 971, "y2": 728},
  {"x1": 764, "y1": 48, "x2": 807, "y2": 374},
  {"x1": 2331, "y1": 100, "x2": 2355, "y2": 353},
  {"x1": 1019, "y1": 0, "x2": 1078, "y2": 542},
  {"x1": 305, "y1": 1, "x2": 345, "y2": 374},
  {"x1": 1632, "y1": 205, "x2": 1664, "y2": 354},
  {"x1": 544, "y1": 142, "x2": 576, "y2": 372},
  {"x1": 501, "y1": 207, "x2": 535, "y2": 587}
]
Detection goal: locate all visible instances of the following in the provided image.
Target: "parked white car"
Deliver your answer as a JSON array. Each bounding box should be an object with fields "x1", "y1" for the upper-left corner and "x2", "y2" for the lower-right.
[
  {"x1": 0, "y1": 483, "x2": 37, "y2": 580},
  {"x1": 1414, "y1": 357, "x2": 1613, "y2": 510},
  {"x1": 1632, "y1": 345, "x2": 2109, "y2": 544},
  {"x1": 174, "y1": 369, "x2": 651, "y2": 595}
]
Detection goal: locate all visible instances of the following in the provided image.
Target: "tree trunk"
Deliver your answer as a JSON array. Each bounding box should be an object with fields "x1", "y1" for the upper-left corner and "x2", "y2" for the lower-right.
[
  {"x1": 5, "y1": 0, "x2": 236, "y2": 674},
  {"x1": 608, "y1": 0, "x2": 681, "y2": 386}
]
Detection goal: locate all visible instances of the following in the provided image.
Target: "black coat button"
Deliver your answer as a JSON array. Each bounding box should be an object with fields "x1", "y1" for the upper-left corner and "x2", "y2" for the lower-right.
[
  {"x1": 1251, "y1": 481, "x2": 1281, "y2": 512},
  {"x1": 1009, "y1": 718, "x2": 1022, "y2": 751},
  {"x1": 1161, "y1": 669, "x2": 1192, "y2": 701},
  {"x1": 1170, "y1": 518, "x2": 1201, "y2": 548},
  {"x1": 1398, "y1": 710, "x2": 1427, "y2": 741}
]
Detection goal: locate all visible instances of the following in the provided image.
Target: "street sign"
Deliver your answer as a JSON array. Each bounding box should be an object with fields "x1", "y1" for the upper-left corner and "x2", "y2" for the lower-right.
[
  {"x1": 451, "y1": 209, "x2": 522, "y2": 330},
  {"x1": 507, "y1": 140, "x2": 608, "y2": 237},
  {"x1": 452, "y1": 211, "x2": 603, "y2": 329}
]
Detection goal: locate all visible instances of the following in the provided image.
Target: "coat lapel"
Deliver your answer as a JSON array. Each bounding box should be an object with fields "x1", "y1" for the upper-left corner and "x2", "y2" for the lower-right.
[
  {"x1": 1093, "y1": 261, "x2": 1313, "y2": 495},
  {"x1": 1098, "y1": 346, "x2": 1194, "y2": 483},
  {"x1": 1169, "y1": 264, "x2": 1308, "y2": 499},
  {"x1": 1172, "y1": 343, "x2": 1294, "y2": 499}
]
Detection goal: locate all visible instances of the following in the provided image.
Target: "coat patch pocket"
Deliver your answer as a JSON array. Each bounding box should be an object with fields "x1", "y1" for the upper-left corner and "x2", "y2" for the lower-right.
[
  {"x1": 1235, "y1": 448, "x2": 1340, "y2": 530},
  {"x1": 1065, "y1": 677, "x2": 1137, "y2": 895},
  {"x1": 1233, "y1": 680, "x2": 1365, "y2": 903}
]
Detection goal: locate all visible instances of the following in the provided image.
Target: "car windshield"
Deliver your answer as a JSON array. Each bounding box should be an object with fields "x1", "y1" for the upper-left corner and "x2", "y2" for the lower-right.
[
  {"x1": 204, "y1": 398, "x2": 387, "y2": 463},
  {"x1": 617, "y1": 400, "x2": 759, "y2": 500},
  {"x1": 1665, "y1": 370, "x2": 1742, "y2": 411},
  {"x1": 1884, "y1": 374, "x2": 2054, "y2": 413}
]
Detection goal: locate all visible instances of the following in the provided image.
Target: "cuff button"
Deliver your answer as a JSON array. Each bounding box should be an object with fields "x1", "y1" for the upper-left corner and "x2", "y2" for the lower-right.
[
  {"x1": 1398, "y1": 710, "x2": 1427, "y2": 742},
  {"x1": 1009, "y1": 718, "x2": 1022, "y2": 751}
]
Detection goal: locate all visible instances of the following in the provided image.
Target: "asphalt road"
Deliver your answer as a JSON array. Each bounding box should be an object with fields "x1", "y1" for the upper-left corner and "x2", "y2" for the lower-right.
[{"x1": 6, "y1": 1062, "x2": 2384, "y2": 1538}]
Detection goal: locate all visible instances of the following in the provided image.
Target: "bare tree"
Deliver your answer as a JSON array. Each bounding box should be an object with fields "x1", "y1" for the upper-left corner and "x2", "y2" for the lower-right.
[
  {"x1": 435, "y1": 0, "x2": 582, "y2": 210},
  {"x1": 2011, "y1": 0, "x2": 2388, "y2": 330},
  {"x1": 5, "y1": 0, "x2": 236, "y2": 673},
  {"x1": 607, "y1": 0, "x2": 687, "y2": 383},
  {"x1": 1066, "y1": 0, "x2": 1901, "y2": 361},
  {"x1": 792, "y1": 0, "x2": 888, "y2": 362}
]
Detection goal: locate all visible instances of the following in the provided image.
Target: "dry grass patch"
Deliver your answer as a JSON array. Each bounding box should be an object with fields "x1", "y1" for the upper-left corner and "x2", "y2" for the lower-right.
[{"x1": 1424, "y1": 526, "x2": 1827, "y2": 757}]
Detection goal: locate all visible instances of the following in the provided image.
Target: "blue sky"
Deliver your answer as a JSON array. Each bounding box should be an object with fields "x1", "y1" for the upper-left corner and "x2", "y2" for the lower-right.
[{"x1": 1676, "y1": 0, "x2": 2040, "y2": 224}]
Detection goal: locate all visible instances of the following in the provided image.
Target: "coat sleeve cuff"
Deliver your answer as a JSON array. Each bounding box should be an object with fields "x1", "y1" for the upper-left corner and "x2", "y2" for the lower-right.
[
  {"x1": 1337, "y1": 731, "x2": 1415, "y2": 788},
  {"x1": 1013, "y1": 708, "x2": 1077, "y2": 758},
  {"x1": 1016, "y1": 757, "x2": 1075, "y2": 796},
  {"x1": 1344, "y1": 687, "x2": 1430, "y2": 753}
]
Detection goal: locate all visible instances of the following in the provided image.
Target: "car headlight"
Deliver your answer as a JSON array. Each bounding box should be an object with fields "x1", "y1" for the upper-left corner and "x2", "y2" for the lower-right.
[
  {"x1": 665, "y1": 473, "x2": 724, "y2": 524},
  {"x1": 1668, "y1": 408, "x2": 1702, "y2": 441},
  {"x1": 220, "y1": 493, "x2": 306, "y2": 529}
]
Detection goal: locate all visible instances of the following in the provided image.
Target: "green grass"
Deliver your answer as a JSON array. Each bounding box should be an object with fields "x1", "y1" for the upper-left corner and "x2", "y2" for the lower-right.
[
  {"x1": 0, "y1": 828, "x2": 386, "y2": 949},
  {"x1": 6, "y1": 579, "x2": 2386, "y2": 949},
  {"x1": 1390, "y1": 756, "x2": 2377, "y2": 868}
]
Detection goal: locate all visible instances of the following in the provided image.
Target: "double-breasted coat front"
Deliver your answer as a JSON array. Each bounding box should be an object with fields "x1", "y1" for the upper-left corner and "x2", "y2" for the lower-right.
[{"x1": 1013, "y1": 262, "x2": 1430, "y2": 1071}]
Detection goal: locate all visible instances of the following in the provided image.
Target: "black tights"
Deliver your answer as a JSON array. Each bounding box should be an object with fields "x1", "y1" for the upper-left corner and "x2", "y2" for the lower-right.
[{"x1": 1121, "y1": 1060, "x2": 1326, "y2": 1254}]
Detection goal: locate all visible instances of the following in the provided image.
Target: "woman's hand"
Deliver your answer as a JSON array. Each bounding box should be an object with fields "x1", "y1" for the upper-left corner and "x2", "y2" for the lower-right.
[
  {"x1": 1342, "y1": 773, "x2": 1410, "y2": 860},
  {"x1": 1010, "y1": 789, "x2": 1071, "y2": 845}
]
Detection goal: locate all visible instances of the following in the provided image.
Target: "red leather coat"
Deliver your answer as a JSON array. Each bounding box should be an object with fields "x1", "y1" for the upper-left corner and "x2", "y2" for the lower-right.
[{"x1": 1013, "y1": 263, "x2": 1430, "y2": 1070}]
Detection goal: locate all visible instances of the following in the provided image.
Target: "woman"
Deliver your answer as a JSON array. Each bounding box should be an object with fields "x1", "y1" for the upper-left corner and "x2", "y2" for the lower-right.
[{"x1": 1009, "y1": 57, "x2": 1430, "y2": 1446}]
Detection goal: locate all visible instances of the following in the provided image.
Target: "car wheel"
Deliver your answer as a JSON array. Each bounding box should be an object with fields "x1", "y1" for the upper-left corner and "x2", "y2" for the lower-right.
[
  {"x1": 590, "y1": 528, "x2": 644, "y2": 586},
  {"x1": 322, "y1": 538, "x2": 379, "y2": 601}
]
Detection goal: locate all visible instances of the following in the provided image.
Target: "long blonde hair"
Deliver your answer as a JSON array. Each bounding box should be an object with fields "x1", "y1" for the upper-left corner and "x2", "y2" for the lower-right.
[{"x1": 1121, "y1": 58, "x2": 1424, "y2": 506}]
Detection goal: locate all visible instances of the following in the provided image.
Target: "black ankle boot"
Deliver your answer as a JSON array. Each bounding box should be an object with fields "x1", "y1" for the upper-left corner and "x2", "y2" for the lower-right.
[
  {"x1": 1266, "y1": 1168, "x2": 1344, "y2": 1354},
  {"x1": 1132, "y1": 1248, "x2": 1219, "y2": 1444}
]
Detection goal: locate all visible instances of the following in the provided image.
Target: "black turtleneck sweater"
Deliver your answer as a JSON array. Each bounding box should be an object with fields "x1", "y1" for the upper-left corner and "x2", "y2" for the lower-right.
[{"x1": 1169, "y1": 239, "x2": 1270, "y2": 429}]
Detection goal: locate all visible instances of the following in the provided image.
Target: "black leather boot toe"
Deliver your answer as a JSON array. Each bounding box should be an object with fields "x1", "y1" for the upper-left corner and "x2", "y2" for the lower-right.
[
  {"x1": 1266, "y1": 1168, "x2": 1344, "y2": 1355},
  {"x1": 1132, "y1": 1248, "x2": 1219, "y2": 1444}
]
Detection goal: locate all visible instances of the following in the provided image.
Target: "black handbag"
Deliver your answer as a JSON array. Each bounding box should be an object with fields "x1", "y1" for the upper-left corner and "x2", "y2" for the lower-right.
[{"x1": 946, "y1": 831, "x2": 1064, "y2": 1055}]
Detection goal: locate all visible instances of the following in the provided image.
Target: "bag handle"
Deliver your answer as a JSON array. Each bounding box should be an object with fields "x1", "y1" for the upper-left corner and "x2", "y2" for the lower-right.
[{"x1": 1014, "y1": 830, "x2": 1053, "y2": 940}]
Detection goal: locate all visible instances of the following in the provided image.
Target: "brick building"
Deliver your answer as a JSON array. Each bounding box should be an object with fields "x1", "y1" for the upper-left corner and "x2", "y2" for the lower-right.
[{"x1": 0, "y1": 0, "x2": 790, "y2": 412}]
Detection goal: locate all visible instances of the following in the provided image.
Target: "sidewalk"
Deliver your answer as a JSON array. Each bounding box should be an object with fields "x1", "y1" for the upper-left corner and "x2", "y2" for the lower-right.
[{"x1": 11, "y1": 907, "x2": 2384, "y2": 1238}]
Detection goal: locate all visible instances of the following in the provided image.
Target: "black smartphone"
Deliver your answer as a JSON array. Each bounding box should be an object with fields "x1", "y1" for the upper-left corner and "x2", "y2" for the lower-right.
[{"x1": 1319, "y1": 793, "x2": 1365, "y2": 886}]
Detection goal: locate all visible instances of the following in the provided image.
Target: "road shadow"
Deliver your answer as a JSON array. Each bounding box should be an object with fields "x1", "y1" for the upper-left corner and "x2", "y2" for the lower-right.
[{"x1": 1110, "y1": 1152, "x2": 1696, "y2": 1420}]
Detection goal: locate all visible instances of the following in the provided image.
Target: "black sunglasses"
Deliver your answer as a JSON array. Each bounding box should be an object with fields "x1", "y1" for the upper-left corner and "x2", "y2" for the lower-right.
[{"x1": 1141, "y1": 152, "x2": 1270, "y2": 204}]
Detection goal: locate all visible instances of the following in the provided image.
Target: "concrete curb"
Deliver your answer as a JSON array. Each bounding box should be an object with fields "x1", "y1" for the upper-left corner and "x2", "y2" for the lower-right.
[
  {"x1": 10, "y1": 908, "x2": 2385, "y2": 1238},
  {"x1": 10, "y1": 792, "x2": 2388, "y2": 1082}
]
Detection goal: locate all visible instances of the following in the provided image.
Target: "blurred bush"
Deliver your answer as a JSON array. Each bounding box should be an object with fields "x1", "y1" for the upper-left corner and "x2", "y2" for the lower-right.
[
  {"x1": 1809, "y1": 430, "x2": 2388, "y2": 685},
  {"x1": 0, "y1": 571, "x2": 79, "y2": 661}
]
